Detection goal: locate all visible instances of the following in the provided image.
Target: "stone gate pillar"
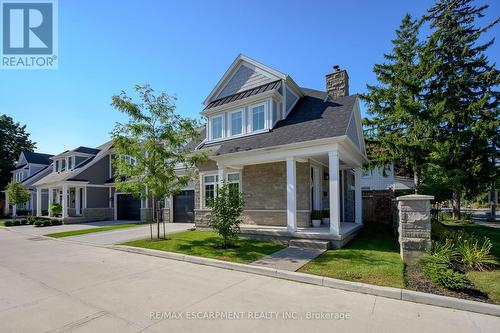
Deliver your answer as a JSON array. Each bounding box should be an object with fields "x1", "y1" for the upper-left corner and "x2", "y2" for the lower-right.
[{"x1": 396, "y1": 194, "x2": 434, "y2": 263}]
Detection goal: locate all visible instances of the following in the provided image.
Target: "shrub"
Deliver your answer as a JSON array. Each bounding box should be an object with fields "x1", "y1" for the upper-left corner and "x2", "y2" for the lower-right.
[
  {"x1": 27, "y1": 215, "x2": 35, "y2": 225},
  {"x1": 429, "y1": 239, "x2": 457, "y2": 264},
  {"x1": 49, "y1": 204, "x2": 62, "y2": 216},
  {"x1": 454, "y1": 234, "x2": 497, "y2": 271},
  {"x1": 208, "y1": 183, "x2": 244, "y2": 248},
  {"x1": 4, "y1": 221, "x2": 12, "y2": 227},
  {"x1": 43, "y1": 220, "x2": 51, "y2": 227},
  {"x1": 311, "y1": 210, "x2": 323, "y2": 220},
  {"x1": 51, "y1": 220, "x2": 62, "y2": 226},
  {"x1": 20, "y1": 220, "x2": 28, "y2": 225},
  {"x1": 12, "y1": 220, "x2": 20, "y2": 226},
  {"x1": 34, "y1": 221, "x2": 43, "y2": 227},
  {"x1": 322, "y1": 209, "x2": 330, "y2": 218},
  {"x1": 423, "y1": 262, "x2": 468, "y2": 290}
]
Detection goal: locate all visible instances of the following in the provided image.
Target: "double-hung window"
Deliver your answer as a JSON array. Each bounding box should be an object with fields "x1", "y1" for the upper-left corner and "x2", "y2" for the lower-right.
[
  {"x1": 251, "y1": 104, "x2": 265, "y2": 131},
  {"x1": 227, "y1": 173, "x2": 240, "y2": 194},
  {"x1": 230, "y1": 110, "x2": 243, "y2": 136},
  {"x1": 211, "y1": 116, "x2": 223, "y2": 140},
  {"x1": 204, "y1": 175, "x2": 218, "y2": 207}
]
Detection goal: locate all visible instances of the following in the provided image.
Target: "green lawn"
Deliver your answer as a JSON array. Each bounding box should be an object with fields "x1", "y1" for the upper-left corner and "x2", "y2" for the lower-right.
[
  {"x1": 46, "y1": 223, "x2": 146, "y2": 238},
  {"x1": 122, "y1": 230, "x2": 286, "y2": 264},
  {"x1": 298, "y1": 225, "x2": 405, "y2": 288},
  {"x1": 434, "y1": 221, "x2": 500, "y2": 303},
  {"x1": 0, "y1": 221, "x2": 5, "y2": 227}
]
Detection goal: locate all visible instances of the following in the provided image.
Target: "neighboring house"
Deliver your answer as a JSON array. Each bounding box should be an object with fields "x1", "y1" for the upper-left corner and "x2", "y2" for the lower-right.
[
  {"x1": 4, "y1": 151, "x2": 53, "y2": 216},
  {"x1": 170, "y1": 54, "x2": 367, "y2": 246},
  {"x1": 361, "y1": 163, "x2": 415, "y2": 191},
  {"x1": 32, "y1": 142, "x2": 148, "y2": 223}
]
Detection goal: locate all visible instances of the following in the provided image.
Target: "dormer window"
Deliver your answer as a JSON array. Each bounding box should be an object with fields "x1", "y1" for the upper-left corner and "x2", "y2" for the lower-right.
[
  {"x1": 68, "y1": 157, "x2": 73, "y2": 170},
  {"x1": 251, "y1": 104, "x2": 265, "y2": 131},
  {"x1": 55, "y1": 160, "x2": 59, "y2": 172},
  {"x1": 61, "y1": 159, "x2": 66, "y2": 171},
  {"x1": 211, "y1": 115, "x2": 223, "y2": 140},
  {"x1": 230, "y1": 110, "x2": 243, "y2": 136}
]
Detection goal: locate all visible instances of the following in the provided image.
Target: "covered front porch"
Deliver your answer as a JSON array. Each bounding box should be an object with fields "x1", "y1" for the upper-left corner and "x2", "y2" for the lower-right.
[
  {"x1": 35, "y1": 182, "x2": 113, "y2": 222},
  {"x1": 209, "y1": 140, "x2": 366, "y2": 244}
]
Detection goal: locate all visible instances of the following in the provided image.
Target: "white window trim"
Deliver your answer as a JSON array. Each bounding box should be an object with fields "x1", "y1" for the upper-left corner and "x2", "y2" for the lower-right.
[
  {"x1": 202, "y1": 173, "x2": 219, "y2": 209},
  {"x1": 229, "y1": 109, "x2": 244, "y2": 137},
  {"x1": 210, "y1": 115, "x2": 224, "y2": 140},
  {"x1": 250, "y1": 102, "x2": 267, "y2": 132},
  {"x1": 226, "y1": 172, "x2": 241, "y2": 193}
]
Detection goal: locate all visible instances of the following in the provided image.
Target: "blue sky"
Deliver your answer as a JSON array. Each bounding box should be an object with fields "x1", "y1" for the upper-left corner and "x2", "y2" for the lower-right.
[{"x1": 1, "y1": 0, "x2": 499, "y2": 154}]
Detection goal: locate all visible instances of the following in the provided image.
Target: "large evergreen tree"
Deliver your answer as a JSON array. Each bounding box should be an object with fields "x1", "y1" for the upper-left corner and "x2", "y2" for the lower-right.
[
  {"x1": 0, "y1": 115, "x2": 36, "y2": 190},
  {"x1": 362, "y1": 14, "x2": 430, "y2": 186},
  {"x1": 422, "y1": 0, "x2": 499, "y2": 218}
]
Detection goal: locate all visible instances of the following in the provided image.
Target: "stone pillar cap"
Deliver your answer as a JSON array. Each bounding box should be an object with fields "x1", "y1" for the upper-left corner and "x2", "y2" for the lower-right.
[{"x1": 396, "y1": 194, "x2": 434, "y2": 201}]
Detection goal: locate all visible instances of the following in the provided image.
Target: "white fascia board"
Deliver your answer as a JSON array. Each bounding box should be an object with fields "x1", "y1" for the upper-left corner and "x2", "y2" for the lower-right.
[
  {"x1": 203, "y1": 54, "x2": 287, "y2": 106},
  {"x1": 285, "y1": 75, "x2": 304, "y2": 97},
  {"x1": 200, "y1": 90, "x2": 280, "y2": 117}
]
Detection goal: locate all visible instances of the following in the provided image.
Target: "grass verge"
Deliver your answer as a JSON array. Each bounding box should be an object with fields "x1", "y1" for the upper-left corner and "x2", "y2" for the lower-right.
[
  {"x1": 122, "y1": 230, "x2": 286, "y2": 264},
  {"x1": 298, "y1": 224, "x2": 404, "y2": 288},
  {"x1": 46, "y1": 223, "x2": 146, "y2": 238}
]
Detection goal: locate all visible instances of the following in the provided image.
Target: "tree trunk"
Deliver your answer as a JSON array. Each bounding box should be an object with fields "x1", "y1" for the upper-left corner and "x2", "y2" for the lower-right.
[{"x1": 452, "y1": 190, "x2": 461, "y2": 220}]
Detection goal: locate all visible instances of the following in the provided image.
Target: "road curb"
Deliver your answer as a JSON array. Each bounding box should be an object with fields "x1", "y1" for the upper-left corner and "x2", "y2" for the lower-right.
[{"x1": 110, "y1": 245, "x2": 500, "y2": 317}]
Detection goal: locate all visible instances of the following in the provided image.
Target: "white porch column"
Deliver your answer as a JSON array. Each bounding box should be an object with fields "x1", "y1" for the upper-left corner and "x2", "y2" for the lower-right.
[
  {"x1": 83, "y1": 186, "x2": 87, "y2": 209},
  {"x1": 329, "y1": 150, "x2": 341, "y2": 235},
  {"x1": 286, "y1": 156, "x2": 297, "y2": 232},
  {"x1": 217, "y1": 164, "x2": 226, "y2": 188},
  {"x1": 48, "y1": 187, "x2": 53, "y2": 216},
  {"x1": 61, "y1": 185, "x2": 68, "y2": 219},
  {"x1": 355, "y1": 168, "x2": 363, "y2": 224},
  {"x1": 76, "y1": 187, "x2": 81, "y2": 216},
  {"x1": 36, "y1": 188, "x2": 42, "y2": 217}
]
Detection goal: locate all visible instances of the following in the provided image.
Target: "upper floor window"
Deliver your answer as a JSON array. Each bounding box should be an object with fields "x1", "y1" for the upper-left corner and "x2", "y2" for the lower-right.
[
  {"x1": 227, "y1": 172, "x2": 240, "y2": 194},
  {"x1": 211, "y1": 116, "x2": 223, "y2": 140},
  {"x1": 252, "y1": 104, "x2": 265, "y2": 131},
  {"x1": 55, "y1": 160, "x2": 59, "y2": 172},
  {"x1": 61, "y1": 159, "x2": 66, "y2": 171},
  {"x1": 68, "y1": 158, "x2": 73, "y2": 170},
  {"x1": 230, "y1": 110, "x2": 242, "y2": 136}
]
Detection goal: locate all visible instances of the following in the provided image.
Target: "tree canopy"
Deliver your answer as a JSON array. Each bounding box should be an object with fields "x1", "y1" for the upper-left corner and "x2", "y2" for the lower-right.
[{"x1": 0, "y1": 115, "x2": 36, "y2": 189}]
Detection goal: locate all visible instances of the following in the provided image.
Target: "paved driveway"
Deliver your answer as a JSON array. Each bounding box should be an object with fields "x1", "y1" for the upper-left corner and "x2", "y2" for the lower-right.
[
  {"x1": 0, "y1": 229, "x2": 498, "y2": 333},
  {"x1": 62, "y1": 223, "x2": 193, "y2": 245},
  {"x1": 7, "y1": 220, "x2": 139, "y2": 236}
]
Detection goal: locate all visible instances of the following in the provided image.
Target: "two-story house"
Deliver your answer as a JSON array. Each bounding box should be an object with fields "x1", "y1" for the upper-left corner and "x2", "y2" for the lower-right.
[
  {"x1": 31, "y1": 142, "x2": 147, "y2": 223},
  {"x1": 4, "y1": 151, "x2": 53, "y2": 216},
  {"x1": 174, "y1": 54, "x2": 368, "y2": 247}
]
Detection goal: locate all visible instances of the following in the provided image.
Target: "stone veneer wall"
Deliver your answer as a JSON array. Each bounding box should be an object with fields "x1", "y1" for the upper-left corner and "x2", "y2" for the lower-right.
[
  {"x1": 396, "y1": 194, "x2": 433, "y2": 263},
  {"x1": 194, "y1": 160, "x2": 312, "y2": 228},
  {"x1": 140, "y1": 208, "x2": 152, "y2": 222},
  {"x1": 83, "y1": 208, "x2": 113, "y2": 220}
]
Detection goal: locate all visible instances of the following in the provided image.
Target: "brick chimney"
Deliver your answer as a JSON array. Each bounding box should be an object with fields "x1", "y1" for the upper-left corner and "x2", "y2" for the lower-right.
[{"x1": 325, "y1": 65, "x2": 349, "y2": 100}]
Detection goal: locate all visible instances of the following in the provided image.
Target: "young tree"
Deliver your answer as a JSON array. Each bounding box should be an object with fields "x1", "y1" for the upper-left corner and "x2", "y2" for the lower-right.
[
  {"x1": 0, "y1": 115, "x2": 36, "y2": 189},
  {"x1": 423, "y1": 0, "x2": 499, "y2": 218},
  {"x1": 208, "y1": 182, "x2": 244, "y2": 248},
  {"x1": 111, "y1": 84, "x2": 205, "y2": 239},
  {"x1": 361, "y1": 14, "x2": 430, "y2": 187},
  {"x1": 6, "y1": 180, "x2": 30, "y2": 220}
]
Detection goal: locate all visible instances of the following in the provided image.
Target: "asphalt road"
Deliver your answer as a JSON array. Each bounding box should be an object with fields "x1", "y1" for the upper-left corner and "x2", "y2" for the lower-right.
[{"x1": 0, "y1": 228, "x2": 498, "y2": 333}]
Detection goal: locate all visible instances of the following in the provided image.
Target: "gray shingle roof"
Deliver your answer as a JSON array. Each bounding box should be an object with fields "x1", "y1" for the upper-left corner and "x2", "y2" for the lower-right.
[
  {"x1": 23, "y1": 151, "x2": 53, "y2": 165},
  {"x1": 200, "y1": 89, "x2": 357, "y2": 156},
  {"x1": 204, "y1": 80, "x2": 281, "y2": 110},
  {"x1": 74, "y1": 146, "x2": 100, "y2": 155}
]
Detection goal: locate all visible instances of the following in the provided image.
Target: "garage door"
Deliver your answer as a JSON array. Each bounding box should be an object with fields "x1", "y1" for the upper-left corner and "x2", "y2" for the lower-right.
[
  {"x1": 117, "y1": 194, "x2": 141, "y2": 220},
  {"x1": 173, "y1": 190, "x2": 194, "y2": 223}
]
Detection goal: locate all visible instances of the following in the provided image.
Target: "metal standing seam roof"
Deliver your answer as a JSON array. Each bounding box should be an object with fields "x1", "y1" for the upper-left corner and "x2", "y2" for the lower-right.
[{"x1": 204, "y1": 80, "x2": 281, "y2": 110}]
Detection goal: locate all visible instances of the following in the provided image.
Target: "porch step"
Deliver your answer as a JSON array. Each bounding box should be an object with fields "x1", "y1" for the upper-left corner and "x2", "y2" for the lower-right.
[{"x1": 288, "y1": 239, "x2": 331, "y2": 250}]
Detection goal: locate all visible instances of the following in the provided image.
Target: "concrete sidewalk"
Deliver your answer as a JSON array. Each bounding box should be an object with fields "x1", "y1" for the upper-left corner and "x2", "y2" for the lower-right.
[{"x1": 251, "y1": 246, "x2": 325, "y2": 271}]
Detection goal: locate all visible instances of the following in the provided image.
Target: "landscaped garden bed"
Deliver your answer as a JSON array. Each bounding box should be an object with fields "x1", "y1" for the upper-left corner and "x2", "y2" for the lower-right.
[
  {"x1": 122, "y1": 230, "x2": 286, "y2": 264},
  {"x1": 2, "y1": 216, "x2": 62, "y2": 227}
]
